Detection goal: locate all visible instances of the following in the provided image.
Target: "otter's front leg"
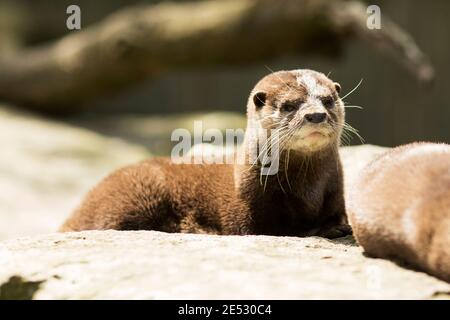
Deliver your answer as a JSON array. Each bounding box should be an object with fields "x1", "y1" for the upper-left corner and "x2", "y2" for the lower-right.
[{"x1": 316, "y1": 189, "x2": 352, "y2": 239}]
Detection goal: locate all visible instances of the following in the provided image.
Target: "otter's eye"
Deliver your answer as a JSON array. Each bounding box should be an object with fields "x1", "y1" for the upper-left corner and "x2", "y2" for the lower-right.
[
  {"x1": 281, "y1": 102, "x2": 298, "y2": 112},
  {"x1": 322, "y1": 96, "x2": 334, "y2": 109}
]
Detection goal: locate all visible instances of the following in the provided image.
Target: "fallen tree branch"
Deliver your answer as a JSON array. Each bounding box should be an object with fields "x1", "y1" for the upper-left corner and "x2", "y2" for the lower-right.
[
  {"x1": 326, "y1": 1, "x2": 434, "y2": 85},
  {"x1": 0, "y1": 0, "x2": 434, "y2": 113}
]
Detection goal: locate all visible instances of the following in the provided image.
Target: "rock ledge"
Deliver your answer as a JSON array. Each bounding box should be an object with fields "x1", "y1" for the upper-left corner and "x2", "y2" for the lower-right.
[{"x1": 1, "y1": 231, "x2": 449, "y2": 299}]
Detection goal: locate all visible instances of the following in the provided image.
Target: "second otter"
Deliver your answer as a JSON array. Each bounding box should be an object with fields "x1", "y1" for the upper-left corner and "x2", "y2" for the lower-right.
[
  {"x1": 61, "y1": 69, "x2": 350, "y2": 238},
  {"x1": 348, "y1": 142, "x2": 450, "y2": 282}
]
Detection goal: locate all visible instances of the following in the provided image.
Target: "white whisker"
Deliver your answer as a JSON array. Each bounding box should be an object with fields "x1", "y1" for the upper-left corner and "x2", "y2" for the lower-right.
[{"x1": 341, "y1": 79, "x2": 363, "y2": 101}]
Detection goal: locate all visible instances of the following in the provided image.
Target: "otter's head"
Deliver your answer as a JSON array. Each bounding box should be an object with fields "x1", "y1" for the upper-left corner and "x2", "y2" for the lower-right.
[{"x1": 248, "y1": 69, "x2": 344, "y2": 153}]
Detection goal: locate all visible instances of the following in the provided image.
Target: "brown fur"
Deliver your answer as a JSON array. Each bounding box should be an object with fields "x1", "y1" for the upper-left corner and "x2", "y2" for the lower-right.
[
  {"x1": 61, "y1": 69, "x2": 350, "y2": 238},
  {"x1": 347, "y1": 142, "x2": 450, "y2": 282}
]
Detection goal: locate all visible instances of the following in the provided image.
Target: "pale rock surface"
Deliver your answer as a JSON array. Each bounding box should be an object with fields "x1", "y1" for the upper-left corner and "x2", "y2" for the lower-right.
[{"x1": 0, "y1": 231, "x2": 449, "y2": 299}]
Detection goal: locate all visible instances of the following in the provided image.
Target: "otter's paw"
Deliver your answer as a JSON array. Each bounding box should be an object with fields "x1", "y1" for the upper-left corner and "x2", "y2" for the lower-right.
[{"x1": 317, "y1": 224, "x2": 352, "y2": 239}]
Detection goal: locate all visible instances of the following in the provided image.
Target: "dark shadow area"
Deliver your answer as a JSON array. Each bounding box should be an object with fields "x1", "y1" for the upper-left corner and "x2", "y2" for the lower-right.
[
  {"x1": 0, "y1": 276, "x2": 45, "y2": 300},
  {"x1": 322, "y1": 235, "x2": 359, "y2": 247}
]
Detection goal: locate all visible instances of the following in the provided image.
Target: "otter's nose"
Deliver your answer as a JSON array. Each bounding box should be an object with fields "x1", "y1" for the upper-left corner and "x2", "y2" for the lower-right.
[{"x1": 305, "y1": 112, "x2": 326, "y2": 124}]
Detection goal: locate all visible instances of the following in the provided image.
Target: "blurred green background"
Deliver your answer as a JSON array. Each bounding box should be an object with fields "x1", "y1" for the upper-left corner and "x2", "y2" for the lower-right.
[{"x1": 1, "y1": 0, "x2": 448, "y2": 148}]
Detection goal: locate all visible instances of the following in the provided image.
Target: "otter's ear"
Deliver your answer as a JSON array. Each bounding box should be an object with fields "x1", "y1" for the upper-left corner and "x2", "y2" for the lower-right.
[
  {"x1": 334, "y1": 82, "x2": 341, "y2": 94},
  {"x1": 253, "y1": 92, "x2": 267, "y2": 109}
]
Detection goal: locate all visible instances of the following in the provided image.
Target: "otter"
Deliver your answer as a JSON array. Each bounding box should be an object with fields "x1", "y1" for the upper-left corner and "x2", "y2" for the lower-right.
[
  {"x1": 347, "y1": 142, "x2": 450, "y2": 282},
  {"x1": 60, "y1": 69, "x2": 351, "y2": 238}
]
